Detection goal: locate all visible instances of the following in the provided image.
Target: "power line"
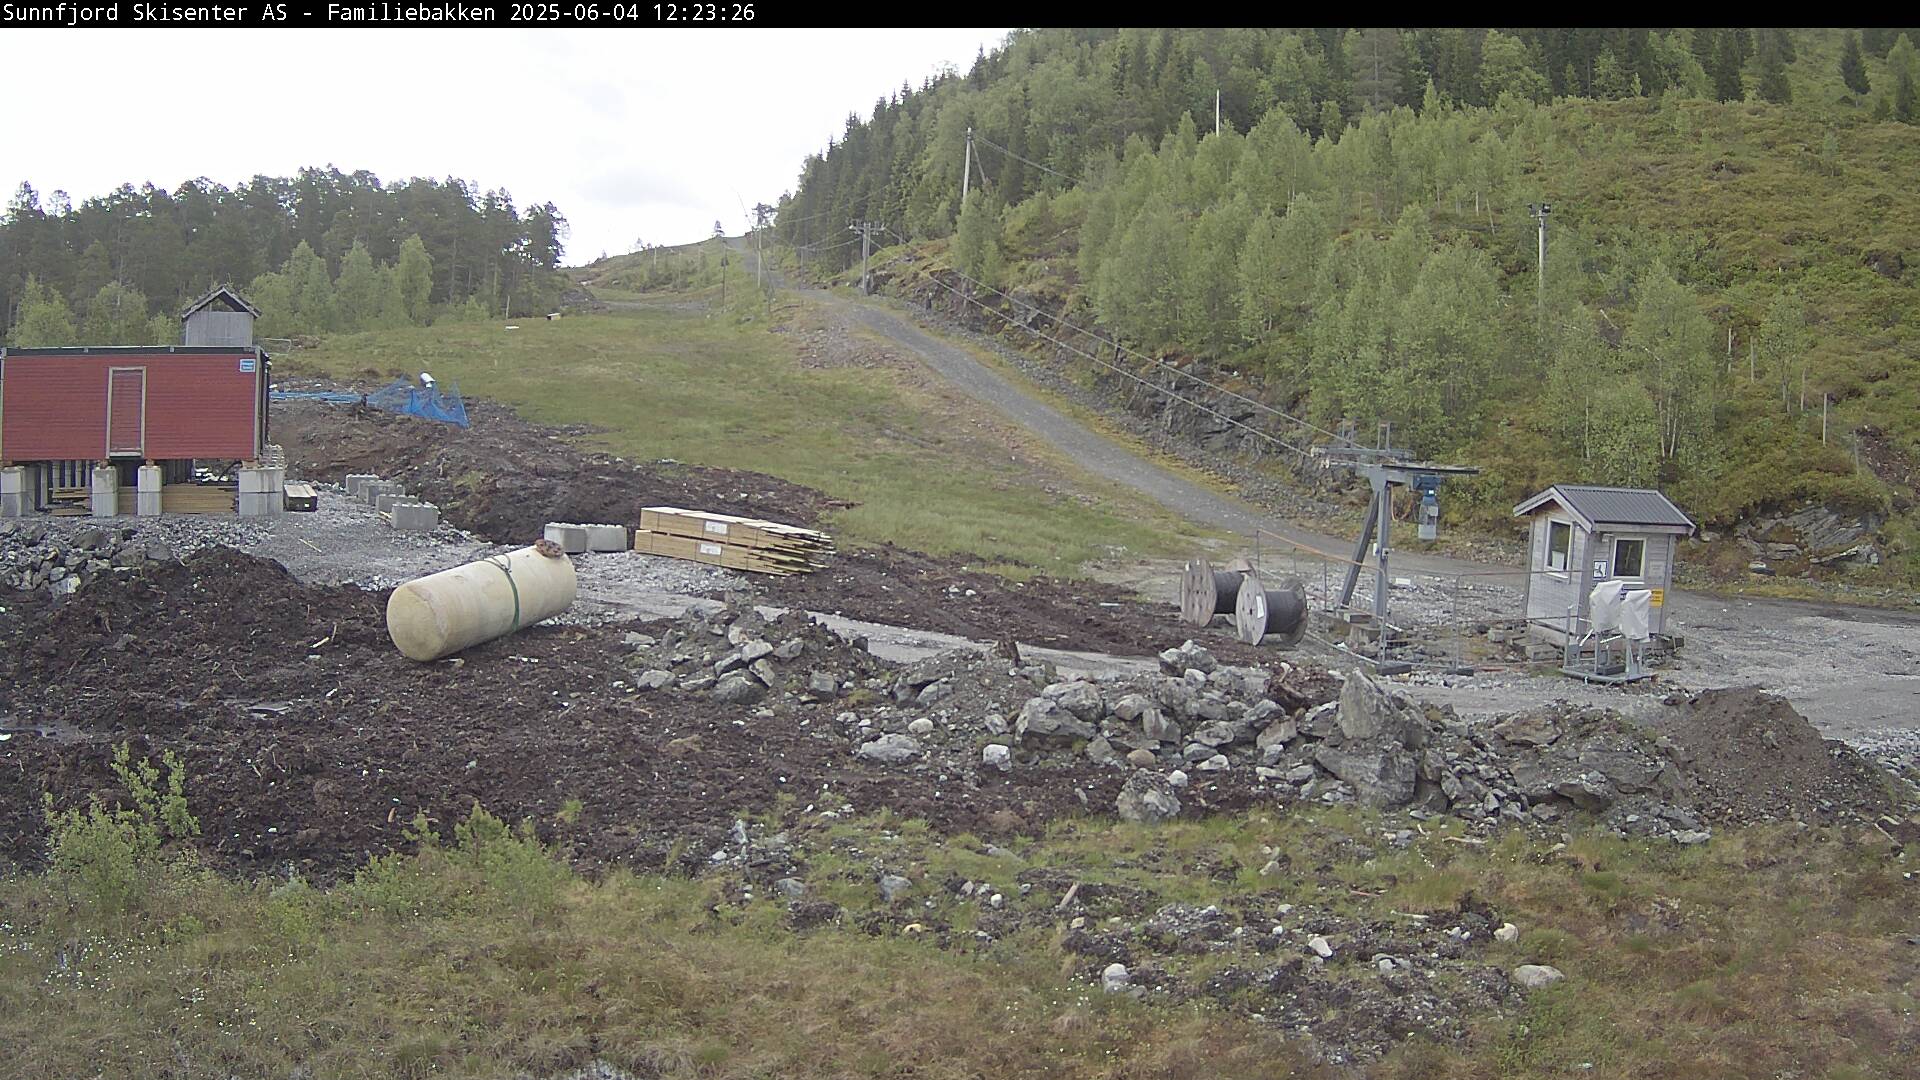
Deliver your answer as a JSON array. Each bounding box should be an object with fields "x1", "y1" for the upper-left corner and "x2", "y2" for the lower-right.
[
  {"x1": 881, "y1": 224, "x2": 1341, "y2": 446},
  {"x1": 973, "y1": 134, "x2": 1093, "y2": 188},
  {"x1": 914, "y1": 269, "x2": 1313, "y2": 459}
]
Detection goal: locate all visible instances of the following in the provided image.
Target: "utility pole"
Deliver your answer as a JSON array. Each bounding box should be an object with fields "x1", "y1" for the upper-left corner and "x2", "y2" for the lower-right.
[
  {"x1": 1215, "y1": 90, "x2": 1221, "y2": 135},
  {"x1": 849, "y1": 221, "x2": 879, "y2": 295},
  {"x1": 1822, "y1": 392, "x2": 1829, "y2": 444},
  {"x1": 1528, "y1": 202, "x2": 1551, "y2": 307},
  {"x1": 962, "y1": 127, "x2": 973, "y2": 205}
]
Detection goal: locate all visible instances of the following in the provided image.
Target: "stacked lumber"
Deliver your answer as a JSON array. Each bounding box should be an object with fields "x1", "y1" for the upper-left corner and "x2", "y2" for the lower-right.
[{"x1": 633, "y1": 506, "x2": 832, "y2": 576}]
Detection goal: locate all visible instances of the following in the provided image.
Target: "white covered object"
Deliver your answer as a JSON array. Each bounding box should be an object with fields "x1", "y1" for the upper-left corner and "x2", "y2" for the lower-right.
[
  {"x1": 1620, "y1": 590, "x2": 1652, "y2": 641},
  {"x1": 1587, "y1": 580, "x2": 1628, "y2": 634}
]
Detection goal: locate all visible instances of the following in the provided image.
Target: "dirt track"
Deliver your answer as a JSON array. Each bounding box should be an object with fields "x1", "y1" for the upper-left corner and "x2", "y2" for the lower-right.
[{"x1": 789, "y1": 284, "x2": 1920, "y2": 742}]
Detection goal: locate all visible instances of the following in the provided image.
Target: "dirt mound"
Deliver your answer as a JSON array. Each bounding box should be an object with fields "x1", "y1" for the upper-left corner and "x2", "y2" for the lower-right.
[
  {"x1": 0, "y1": 551, "x2": 1271, "y2": 880},
  {"x1": 1655, "y1": 687, "x2": 1903, "y2": 825},
  {"x1": 275, "y1": 396, "x2": 842, "y2": 544}
]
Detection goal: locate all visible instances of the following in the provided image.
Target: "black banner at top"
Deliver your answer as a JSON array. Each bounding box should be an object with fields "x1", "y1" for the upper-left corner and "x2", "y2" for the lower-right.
[{"x1": 0, "y1": 0, "x2": 777, "y2": 26}]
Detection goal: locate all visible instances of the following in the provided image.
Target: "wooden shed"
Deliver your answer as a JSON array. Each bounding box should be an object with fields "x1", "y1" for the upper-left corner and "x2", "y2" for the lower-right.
[
  {"x1": 180, "y1": 285, "x2": 259, "y2": 347},
  {"x1": 1514, "y1": 484, "x2": 1694, "y2": 643}
]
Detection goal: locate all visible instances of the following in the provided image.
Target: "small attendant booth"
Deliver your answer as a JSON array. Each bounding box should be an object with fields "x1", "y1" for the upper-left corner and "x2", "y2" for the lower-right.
[{"x1": 1514, "y1": 484, "x2": 1694, "y2": 646}]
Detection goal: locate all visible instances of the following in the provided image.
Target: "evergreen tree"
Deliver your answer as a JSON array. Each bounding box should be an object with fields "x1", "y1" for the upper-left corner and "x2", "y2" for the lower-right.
[
  {"x1": 1840, "y1": 30, "x2": 1871, "y2": 95},
  {"x1": 952, "y1": 190, "x2": 1006, "y2": 288},
  {"x1": 1711, "y1": 31, "x2": 1745, "y2": 102},
  {"x1": 396, "y1": 234, "x2": 434, "y2": 325},
  {"x1": 1480, "y1": 31, "x2": 1551, "y2": 104},
  {"x1": 1756, "y1": 37, "x2": 1792, "y2": 104},
  {"x1": 1896, "y1": 68, "x2": 1918, "y2": 123},
  {"x1": 334, "y1": 240, "x2": 383, "y2": 331}
]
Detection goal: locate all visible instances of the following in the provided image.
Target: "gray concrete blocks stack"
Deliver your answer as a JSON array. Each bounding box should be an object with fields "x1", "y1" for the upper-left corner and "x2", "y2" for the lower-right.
[
  {"x1": 344, "y1": 474, "x2": 380, "y2": 499},
  {"x1": 0, "y1": 466, "x2": 26, "y2": 519},
  {"x1": 136, "y1": 465, "x2": 163, "y2": 517},
  {"x1": 90, "y1": 467, "x2": 121, "y2": 518},
  {"x1": 238, "y1": 466, "x2": 286, "y2": 518},
  {"x1": 361, "y1": 480, "x2": 404, "y2": 507},
  {"x1": 391, "y1": 501, "x2": 440, "y2": 532},
  {"x1": 374, "y1": 491, "x2": 409, "y2": 514},
  {"x1": 543, "y1": 522, "x2": 590, "y2": 554}
]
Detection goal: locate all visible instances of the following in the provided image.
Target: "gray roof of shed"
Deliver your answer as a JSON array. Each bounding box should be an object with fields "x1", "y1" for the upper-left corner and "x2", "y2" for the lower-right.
[
  {"x1": 179, "y1": 284, "x2": 259, "y2": 319},
  {"x1": 1513, "y1": 484, "x2": 1695, "y2": 532}
]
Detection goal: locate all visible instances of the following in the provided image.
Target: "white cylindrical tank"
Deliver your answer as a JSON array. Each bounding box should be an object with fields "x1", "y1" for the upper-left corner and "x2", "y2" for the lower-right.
[{"x1": 386, "y1": 542, "x2": 577, "y2": 661}]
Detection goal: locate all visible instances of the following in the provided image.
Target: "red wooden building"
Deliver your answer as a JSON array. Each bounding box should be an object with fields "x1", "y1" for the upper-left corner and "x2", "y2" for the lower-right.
[{"x1": 0, "y1": 345, "x2": 270, "y2": 463}]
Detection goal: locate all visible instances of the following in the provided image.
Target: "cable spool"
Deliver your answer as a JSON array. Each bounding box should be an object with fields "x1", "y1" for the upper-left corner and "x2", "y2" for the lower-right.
[
  {"x1": 1234, "y1": 571, "x2": 1309, "y2": 647},
  {"x1": 1180, "y1": 558, "x2": 1246, "y2": 627}
]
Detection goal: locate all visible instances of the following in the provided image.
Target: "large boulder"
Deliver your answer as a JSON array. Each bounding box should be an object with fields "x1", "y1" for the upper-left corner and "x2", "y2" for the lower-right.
[
  {"x1": 1337, "y1": 669, "x2": 1428, "y2": 749},
  {"x1": 1314, "y1": 742, "x2": 1419, "y2": 807},
  {"x1": 856, "y1": 733, "x2": 922, "y2": 765},
  {"x1": 1016, "y1": 697, "x2": 1096, "y2": 742},
  {"x1": 1116, "y1": 772, "x2": 1182, "y2": 824},
  {"x1": 1041, "y1": 680, "x2": 1106, "y2": 722},
  {"x1": 1157, "y1": 640, "x2": 1217, "y2": 675}
]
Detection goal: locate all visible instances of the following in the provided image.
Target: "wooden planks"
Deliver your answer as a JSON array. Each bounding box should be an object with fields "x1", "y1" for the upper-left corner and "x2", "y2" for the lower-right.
[
  {"x1": 633, "y1": 507, "x2": 833, "y2": 576},
  {"x1": 283, "y1": 482, "x2": 318, "y2": 513}
]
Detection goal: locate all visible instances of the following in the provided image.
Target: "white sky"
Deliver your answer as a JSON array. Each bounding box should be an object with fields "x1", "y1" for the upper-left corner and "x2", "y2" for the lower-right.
[{"x1": 6, "y1": 28, "x2": 1009, "y2": 264}]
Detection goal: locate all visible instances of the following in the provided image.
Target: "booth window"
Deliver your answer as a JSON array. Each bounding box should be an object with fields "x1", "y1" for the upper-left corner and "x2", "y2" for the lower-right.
[
  {"x1": 1546, "y1": 521, "x2": 1571, "y2": 572},
  {"x1": 1614, "y1": 537, "x2": 1645, "y2": 578}
]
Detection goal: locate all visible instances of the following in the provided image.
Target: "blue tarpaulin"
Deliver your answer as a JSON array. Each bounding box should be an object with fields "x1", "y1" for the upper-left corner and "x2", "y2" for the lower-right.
[{"x1": 270, "y1": 380, "x2": 471, "y2": 427}]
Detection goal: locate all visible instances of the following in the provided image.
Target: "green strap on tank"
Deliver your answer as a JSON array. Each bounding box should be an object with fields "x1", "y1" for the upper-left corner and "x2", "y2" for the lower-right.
[{"x1": 486, "y1": 556, "x2": 523, "y2": 631}]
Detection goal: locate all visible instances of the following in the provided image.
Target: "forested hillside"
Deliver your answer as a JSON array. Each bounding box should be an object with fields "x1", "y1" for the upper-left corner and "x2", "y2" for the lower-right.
[
  {"x1": 0, "y1": 168, "x2": 569, "y2": 343},
  {"x1": 774, "y1": 28, "x2": 1920, "y2": 578}
]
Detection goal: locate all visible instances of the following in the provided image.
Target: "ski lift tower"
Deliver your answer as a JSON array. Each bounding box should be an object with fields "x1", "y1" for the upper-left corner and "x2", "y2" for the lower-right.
[{"x1": 1316, "y1": 423, "x2": 1479, "y2": 619}]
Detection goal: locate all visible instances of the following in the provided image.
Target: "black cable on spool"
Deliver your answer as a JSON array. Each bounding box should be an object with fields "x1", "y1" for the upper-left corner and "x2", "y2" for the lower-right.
[
  {"x1": 1234, "y1": 572, "x2": 1309, "y2": 647},
  {"x1": 1180, "y1": 558, "x2": 1246, "y2": 627}
]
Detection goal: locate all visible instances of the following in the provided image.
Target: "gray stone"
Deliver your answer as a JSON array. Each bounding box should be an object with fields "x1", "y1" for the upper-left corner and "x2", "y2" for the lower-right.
[
  {"x1": 1086, "y1": 736, "x2": 1119, "y2": 765},
  {"x1": 1190, "y1": 720, "x2": 1244, "y2": 748},
  {"x1": 712, "y1": 672, "x2": 765, "y2": 705},
  {"x1": 983, "y1": 712, "x2": 1009, "y2": 735},
  {"x1": 807, "y1": 671, "x2": 839, "y2": 695},
  {"x1": 1196, "y1": 753, "x2": 1230, "y2": 772},
  {"x1": 739, "y1": 640, "x2": 775, "y2": 663},
  {"x1": 1511, "y1": 964, "x2": 1565, "y2": 990},
  {"x1": 1101, "y1": 962, "x2": 1131, "y2": 993},
  {"x1": 748, "y1": 658, "x2": 779, "y2": 686},
  {"x1": 1337, "y1": 669, "x2": 1427, "y2": 749},
  {"x1": 1016, "y1": 697, "x2": 1096, "y2": 742},
  {"x1": 634, "y1": 669, "x2": 674, "y2": 691},
  {"x1": 1157, "y1": 639, "x2": 1218, "y2": 675},
  {"x1": 775, "y1": 877, "x2": 808, "y2": 900},
  {"x1": 1140, "y1": 708, "x2": 1180, "y2": 746},
  {"x1": 144, "y1": 541, "x2": 176, "y2": 563},
  {"x1": 1313, "y1": 742, "x2": 1418, "y2": 807},
  {"x1": 879, "y1": 874, "x2": 913, "y2": 904},
  {"x1": 981, "y1": 744, "x2": 1012, "y2": 772},
  {"x1": 1116, "y1": 772, "x2": 1181, "y2": 824},
  {"x1": 1041, "y1": 680, "x2": 1105, "y2": 722},
  {"x1": 1308, "y1": 935, "x2": 1334, "y2": 959},
  {"x1": 1125, "y1": 748, "x2": 1157, "y2": 767},
  {"x1": 916, "y1": 680, "x2": 952, "y2": 706},
  {"x1": 773, "y1": 638, "x2": 805, "y2": 661},
  {"x1": 1112, "y1": 693, "x2": 1153, "y2": 723},
  {"x1": 1494, "y1": 922, "x2": 1519, "y2": 943},
  {"x1": 856, "y1": 733, "x2": 921, "y2": 765},
  {"x1": 1256, "y1": 719, "x2": 1298, "y2": 749},
  {"x1": 906, "y1": 717, "x2": 935, "y2": 736}
]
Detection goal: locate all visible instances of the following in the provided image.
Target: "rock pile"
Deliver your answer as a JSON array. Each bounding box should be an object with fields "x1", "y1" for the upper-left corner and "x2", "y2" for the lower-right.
[
  {"x1": 619, "y1": 604, "x2": 1912, "y2": 844},
  {"x1": 0, "y1": 520, "x2": 190, "y2": 596}
]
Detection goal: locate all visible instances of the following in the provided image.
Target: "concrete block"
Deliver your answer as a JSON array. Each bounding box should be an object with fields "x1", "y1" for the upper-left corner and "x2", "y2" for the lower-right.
[
  {"x1": 344, "y1": 473, "x2": 379, "y2": 498},
  {"x1": 364, "y1": 480, "x2": 406, "y2": 507},
  {"x1": 543, "y1": 522, "x2": 589, "y2": 554},
  {"x1": 136, "y1": 465, "x2": 163, "y2": 517},
  {"x1": 238, "y1": 491, "x2": 284, "y2": 518},
  {"x1": 238, "y1": 466, "x2": 285, "y2": 495},
  {"x1": 583, "y1": 523, "x2": 629, "y2": 552},
  {"x1": 0, "y1": 467, "x2": 25, "y2": 519},
  {"x1": 90, "y1": 468, "x2": 120, "y2": 518},
  {"x1": 375, "y1": 491, "x2": 408, "y2": 514},
  {"x1": 392, "y1": 501, "x2": 440, "y2": 532}
]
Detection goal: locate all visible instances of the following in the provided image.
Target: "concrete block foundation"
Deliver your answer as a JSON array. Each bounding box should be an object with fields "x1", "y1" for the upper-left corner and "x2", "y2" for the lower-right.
[
  {"x1": 237, "y1": 466, "x2": 285, "y2": 518},
  {"x1": 136, "y1": 465, "x2": 163, "y2": 517},
  {"x1": 0, "y1": 466, "x2": 26, "y2": 518},
  {"x1": 90, "y1": 468, "x2": 120, "y2": 518},
  {"x1": 375, "y1": 491, "x2": 408, "y2": 514},
  {"x1": 344, "y1": 473, "x2": 379, "y2": 498}
]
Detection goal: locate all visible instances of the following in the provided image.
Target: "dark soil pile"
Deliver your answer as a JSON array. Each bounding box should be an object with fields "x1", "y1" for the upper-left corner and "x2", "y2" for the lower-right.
[
  {"x1": 273, "y1": 391, "x2": 1264, "y2": 660},
  {"x1": 0, "y1": 550, "x2": 1273, "y2": 880},
  {"x1": 274, "y1": 396, "x2": 842, "y2": 544},
  {"x1": 1654, "y1": 687, "x2": 1903, "y2": 825}
]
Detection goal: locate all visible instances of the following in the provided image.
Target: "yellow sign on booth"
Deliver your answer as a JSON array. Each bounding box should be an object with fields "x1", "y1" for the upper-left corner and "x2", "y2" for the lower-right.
[{"x1": 1649, "y1": 588, "x2": 1665, "y2": 607}]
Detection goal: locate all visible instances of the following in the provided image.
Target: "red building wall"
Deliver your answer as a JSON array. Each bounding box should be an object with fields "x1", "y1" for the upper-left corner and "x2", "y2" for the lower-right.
[{"x1": 0, "y1": 349, "x2": 262, "y2": 462}]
